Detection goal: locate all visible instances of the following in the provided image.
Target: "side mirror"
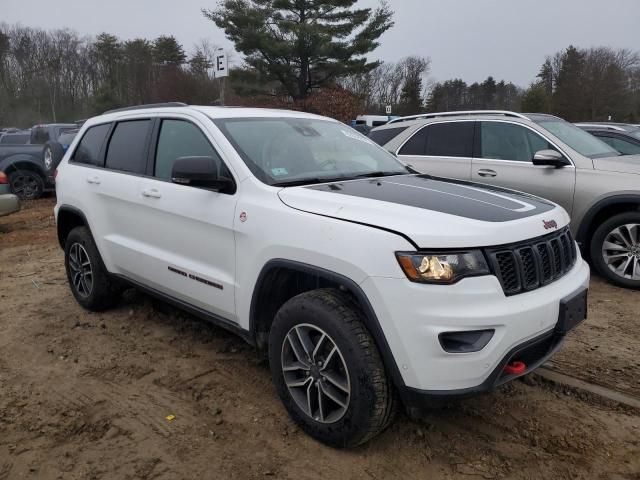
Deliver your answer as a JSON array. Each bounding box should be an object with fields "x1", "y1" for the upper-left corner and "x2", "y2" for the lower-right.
[
  {"x1": 171, "y1": 156, "x2": 233, "y2": 192},
  {"x1": 532, "y1": 149, "x2": 570, "y2": 168}
]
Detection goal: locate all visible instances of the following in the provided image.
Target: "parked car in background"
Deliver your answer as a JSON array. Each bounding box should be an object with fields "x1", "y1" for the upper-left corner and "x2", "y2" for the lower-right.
[
  {"x1": 0, "y1": 123, "x2": 76, "y2": 199},
  {"x1": 55, "y1": 104, "x2": 588, "y2": 447},
  {"x1": 373, "y1": 110, "x2": 640, "y2": 289},
  {"x1": 0, "y1": 171, "x2": 20, "y2": 217},
  {"x1": 0, "y1": 130, "x2": 31, "y2": 145},
  {"x1": 576, "y1": 123, "x2": 640, "y2": 156},
  {"x1": 353, "y1": 115, "x2": 394, "y2": 128}
]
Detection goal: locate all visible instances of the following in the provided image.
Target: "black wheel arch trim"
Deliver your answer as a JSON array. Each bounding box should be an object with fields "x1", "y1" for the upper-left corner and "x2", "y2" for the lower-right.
[
  {"x1": 56, "y1": 205, "x2": 92, "y2": 248},
  {"x1": 249, "y1": 258, "x2": 406, "y2": 388},
  {"x1": 576, "y1": 194, "x2": 640, "y2": 244}
]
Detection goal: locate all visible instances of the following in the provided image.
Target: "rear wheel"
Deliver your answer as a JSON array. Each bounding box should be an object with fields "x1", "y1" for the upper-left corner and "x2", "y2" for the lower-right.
[
  {"x1": 9, "y1": 170, "x2": 44, "y2": 200},
  {"x1": 268, "y1": 288, "x2": 396, "y2": 448},
  {"x1": 64, "y1": 226, "x2": 121, "y2": 310},
  {"x1": 590, "y1": 212, "x2": 640, "y2": 289}
]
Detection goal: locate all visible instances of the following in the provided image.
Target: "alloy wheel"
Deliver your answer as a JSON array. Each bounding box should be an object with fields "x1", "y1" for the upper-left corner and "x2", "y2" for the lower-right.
[
  {"x1": 602, "y1": 223, "x2": 640, "y2": 280},
  {"x1": 68, "y1": 243, "x2": 93, "y2": 297},
  {"x1": 10, "y1": 172, "x2": 40, "y2": 199},
  {"x1": 281, "y1": 324, "x2": 351, "y2": 423}
]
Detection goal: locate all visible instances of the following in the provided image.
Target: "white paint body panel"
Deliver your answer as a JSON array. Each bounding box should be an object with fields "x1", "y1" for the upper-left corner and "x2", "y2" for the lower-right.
[{"x1": 55, "y1": 106, "x2": 590, "y2": 392}]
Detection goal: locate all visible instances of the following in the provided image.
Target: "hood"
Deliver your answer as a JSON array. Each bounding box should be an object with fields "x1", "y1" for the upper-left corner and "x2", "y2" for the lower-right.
[
  {"x1": 593, "y1": 155, "x2": 640, "y2": 175},
  {"x1": 278, "y1": 175, "x2": 569, "y2": 249}
]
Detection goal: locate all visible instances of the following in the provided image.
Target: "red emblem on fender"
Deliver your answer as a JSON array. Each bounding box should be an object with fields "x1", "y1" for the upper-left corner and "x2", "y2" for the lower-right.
[{"x1": 543, "y1": 219, "x2": 558, "y2": 230}]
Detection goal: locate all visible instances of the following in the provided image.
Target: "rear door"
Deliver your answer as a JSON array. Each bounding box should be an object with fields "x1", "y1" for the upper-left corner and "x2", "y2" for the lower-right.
[
  {"x1": 396, "y1": 121, "x2": 474, "y2": 180},
  {"x1": 134, "y1": 117, "x2": 238, "y2": 321},
  {"x1": 471, "y1": 120, "x2": 576, "y2": 214}
]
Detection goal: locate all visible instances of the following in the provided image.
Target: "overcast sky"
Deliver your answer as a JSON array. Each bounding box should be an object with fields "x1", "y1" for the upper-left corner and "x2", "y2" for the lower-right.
[{"x1": 3, "y1": 0, "x2": 639, "y2": 86}]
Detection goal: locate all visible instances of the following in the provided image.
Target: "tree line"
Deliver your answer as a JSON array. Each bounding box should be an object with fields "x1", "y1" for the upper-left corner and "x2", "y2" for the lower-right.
[{"x1": 0, "y1": 24, "x2": 224, "y2": 127}]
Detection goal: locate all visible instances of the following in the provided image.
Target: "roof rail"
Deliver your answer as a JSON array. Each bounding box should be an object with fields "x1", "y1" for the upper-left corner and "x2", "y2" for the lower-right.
[
  {"x1": 103, "y1": 102, "x2": 188, "y2": 115},
  {"x1": 575, "y1": 123, "x2": 627, "y2": 132},
  {"x1": 388, "y1": 110, "x2": 528, "y2": 124}
]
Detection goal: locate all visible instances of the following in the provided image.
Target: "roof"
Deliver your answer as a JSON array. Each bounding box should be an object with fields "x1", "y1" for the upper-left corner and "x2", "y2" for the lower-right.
[{"x1": 95, "y1": 104, "x2": 328, "y2": 123}]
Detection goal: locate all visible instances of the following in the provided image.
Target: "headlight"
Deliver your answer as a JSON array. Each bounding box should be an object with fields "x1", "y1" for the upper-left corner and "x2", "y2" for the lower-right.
[{"x1": 395, "y1": 250, "x2": 490, "y2": 284}]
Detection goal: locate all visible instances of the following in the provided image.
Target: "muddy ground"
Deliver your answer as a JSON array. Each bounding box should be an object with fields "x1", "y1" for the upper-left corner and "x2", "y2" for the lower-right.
[{"x1": 0, "y1": 198, "x2": 638, "y2": 480}]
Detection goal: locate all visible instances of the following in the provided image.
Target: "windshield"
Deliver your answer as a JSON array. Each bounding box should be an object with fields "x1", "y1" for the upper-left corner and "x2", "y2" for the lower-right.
[
  {"x1": 629, "y1": 130, "x2": 640, "y2": 141},
  {"x1": 213, "y1": 117, "x2": 410, "y2": 186},
  {"x1": 533, "y1": 118, "x2": 619, "y2": 159}
]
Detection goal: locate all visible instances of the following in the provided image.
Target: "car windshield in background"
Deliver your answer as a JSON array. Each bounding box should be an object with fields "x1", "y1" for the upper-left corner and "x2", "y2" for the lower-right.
[
  {"x1": 213, "y1": 117, "x2": 410, "y2": 186},
  {"x1": 534, "y1": 118, "x2": 620, "y2": 159},
  {"x1": 0, "y1": 133, "x2": 30, "y2": 144}
]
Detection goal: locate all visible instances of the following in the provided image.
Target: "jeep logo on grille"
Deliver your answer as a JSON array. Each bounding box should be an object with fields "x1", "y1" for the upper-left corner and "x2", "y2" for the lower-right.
[{"x1": 543, "y1": 219, "x2": 558, "y2": 230}]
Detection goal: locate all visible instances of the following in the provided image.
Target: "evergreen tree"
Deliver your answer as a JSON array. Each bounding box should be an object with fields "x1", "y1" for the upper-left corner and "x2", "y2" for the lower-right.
[
  {"x1": 521, "y1": 82, "x2": 551, "y2": 113},
  {"x1": 203, "y1": 0, "x2": 394, "y2": 100},
  {"x1": 152, "y1": 35, "x2": 186, "y2": 66},
  {"x1": 553, "y1": 45, "x2": 586, "y2": 121}
]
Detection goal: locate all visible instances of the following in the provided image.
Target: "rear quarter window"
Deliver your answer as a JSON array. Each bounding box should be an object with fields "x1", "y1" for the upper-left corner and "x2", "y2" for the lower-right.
[
  {"x1": 368, "y1": 126, "x2": 409, "y2": 146},
  {"x1": 72, "y1": 124, "x2": 111, "y2": 167}
]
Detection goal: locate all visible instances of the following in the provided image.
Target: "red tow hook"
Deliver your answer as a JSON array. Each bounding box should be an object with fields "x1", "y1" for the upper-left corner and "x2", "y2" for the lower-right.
[{"x1": 504, "y1": 361, "x2": 526, "y2": 375}]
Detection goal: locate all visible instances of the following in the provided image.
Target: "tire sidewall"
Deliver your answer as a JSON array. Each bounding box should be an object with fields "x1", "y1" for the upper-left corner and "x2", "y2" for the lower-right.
[
  {"x1": 268, "y1": 292, "x2": 385, "y2": 447},
  {"x1": 64, "y1": 227, "x2": 105, "y2": 308},
  {"x1": 590, "y1": 212, "x2": 640, "y2": 289},
  {"x1": 43, "y1": 141, "x2": 65, "y2": 174}
]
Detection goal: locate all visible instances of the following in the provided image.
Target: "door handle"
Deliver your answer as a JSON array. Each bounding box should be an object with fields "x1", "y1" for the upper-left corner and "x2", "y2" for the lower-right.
[
  {"x1": 86, "y1": 175, "x2": 101, "y2": 185},
  {"x1": 142, "y1": 188, "x2": 162, "y2": 199},
  {"x1": 477, "y1": 169, "x2": 497, "y2": 178}
]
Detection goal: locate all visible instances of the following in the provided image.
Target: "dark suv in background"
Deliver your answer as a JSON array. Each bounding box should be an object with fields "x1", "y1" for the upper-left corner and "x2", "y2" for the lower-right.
[{"x1": 576, "y1": 123, "x2": 640, "y2": 156}]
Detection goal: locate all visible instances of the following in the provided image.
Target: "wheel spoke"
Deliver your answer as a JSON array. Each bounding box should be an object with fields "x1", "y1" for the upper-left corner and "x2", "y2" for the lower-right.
[
  {"x1": 611, "y1": 227, "x2": 633, "y2": 249},
  {"x1": 285, "y1": 376, "x2": 312, "y2": 389},
  {"x1": 294, "y1": 327, "x2": 314, "y2": 361},
  {"x1": 306, "y1": 379, "x2": 314, "y2": 417},
  {"x1": 322, "y1": 371, "x2": 349, "y2": 394},
  {"x1": 320, "y1": 346, "x2": 337, "y2": 371},
  {"x1": 282, "y1": 360, "x2": 310, "y2": 372},
  {"x1": 319, "y1": 381, "x2": 348, "y2": 409},
  {"x1": 616, "y1": 257, "x2": 633, "y2": 275},
  {"x1": 311, "y1": 333, "x2": 326, "y2": 362},
  {"x1": 316, "y1": 383, "x2": 325, "y2": 422},
  {"x1": 603, "y1": 240, "x2": 629, "y2": 252},
  {"x1": 285, "y1": 332, "x2": 311, "y2": 367}
]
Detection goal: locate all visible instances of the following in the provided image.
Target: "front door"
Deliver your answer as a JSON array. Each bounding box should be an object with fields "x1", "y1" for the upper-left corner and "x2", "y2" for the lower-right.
[
  {"x1": 134, "y1": 118, "x2": 238, "y2": 321},
  {"x1": 471, "y1": 120, "x2": 576, "y2": 215}
]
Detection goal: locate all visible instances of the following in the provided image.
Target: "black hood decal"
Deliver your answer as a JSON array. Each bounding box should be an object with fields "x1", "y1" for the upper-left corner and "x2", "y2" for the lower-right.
[{"x1": 306, "y1": 175, "x2": 555, "y2": 222}]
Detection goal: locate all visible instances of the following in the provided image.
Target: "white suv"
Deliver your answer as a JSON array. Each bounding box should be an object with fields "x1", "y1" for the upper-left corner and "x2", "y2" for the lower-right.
[{"x1": 54, "y1": 104, "x2": 590, "y2": 447}]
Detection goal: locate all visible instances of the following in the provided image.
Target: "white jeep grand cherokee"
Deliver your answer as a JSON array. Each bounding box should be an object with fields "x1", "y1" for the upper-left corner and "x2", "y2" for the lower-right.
[{"x1": 54, "y1": 104, "x2": 590, "y2": 447}]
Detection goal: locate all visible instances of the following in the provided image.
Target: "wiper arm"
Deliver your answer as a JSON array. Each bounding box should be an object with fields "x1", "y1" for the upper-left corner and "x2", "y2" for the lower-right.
[
  {"x1": 272, "y1": 176, "x2": 349, "y2": 187},
  {"x1": 351, "y1": 171, "x2": 407, "y2": 179}
]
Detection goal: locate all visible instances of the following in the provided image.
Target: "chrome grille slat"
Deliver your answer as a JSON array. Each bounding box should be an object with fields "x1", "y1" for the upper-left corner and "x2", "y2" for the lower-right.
[{"x1": 487, "y1": 228, "x2": 577, "y2": 296}]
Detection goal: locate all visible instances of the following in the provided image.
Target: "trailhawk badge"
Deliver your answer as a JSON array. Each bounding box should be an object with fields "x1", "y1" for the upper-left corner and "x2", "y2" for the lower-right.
[{"x1": 543, "y1": 219, "x2": 558, "y2": 230}]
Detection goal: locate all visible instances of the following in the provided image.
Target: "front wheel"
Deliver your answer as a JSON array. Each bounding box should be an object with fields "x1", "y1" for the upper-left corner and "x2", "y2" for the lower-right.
[
  {"x1": 590, "y1": 212, "x2": 640, "y2": 289},
  {"x1": 268, "y1": 289, "x2": 396, "y2": 448}
]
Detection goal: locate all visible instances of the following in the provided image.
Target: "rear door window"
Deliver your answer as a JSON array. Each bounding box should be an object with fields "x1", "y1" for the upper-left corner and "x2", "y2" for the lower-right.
[
  {"x1": 424, "y1": 122, "x2": 474, "y2": 157},
  {"x1": 105, "y1": 120, "x2": 152, "y2": 174},
  {"x1": 368, "y1": 126, "x2": 409, "y2": 146},
  {"x1": 72, "y1": 124, "x2": 111, "y2": 167}
]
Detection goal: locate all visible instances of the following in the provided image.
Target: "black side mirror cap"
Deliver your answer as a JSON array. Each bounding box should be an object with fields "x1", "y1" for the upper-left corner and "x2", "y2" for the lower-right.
[
  {"x1": 171, "y1": 156, "x2": 234, "y2": 192},
  {"x1": 532, "y1": 149, "x2": 570, "y2": 168}
]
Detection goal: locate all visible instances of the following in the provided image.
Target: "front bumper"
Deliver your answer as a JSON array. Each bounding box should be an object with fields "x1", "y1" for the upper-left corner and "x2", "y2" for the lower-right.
[
  {"x1": 0, "y1": 193, "x2": 20, "y2": 217},
  {"x1": 360, "y1": 254, "x2": 590, "y2": 394}
]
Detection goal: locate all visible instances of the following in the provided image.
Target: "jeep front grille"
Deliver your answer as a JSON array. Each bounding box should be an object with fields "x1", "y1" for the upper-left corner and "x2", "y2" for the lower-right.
[{"x1": 486, "y1": 228, "x2": 577, "y2": 296}]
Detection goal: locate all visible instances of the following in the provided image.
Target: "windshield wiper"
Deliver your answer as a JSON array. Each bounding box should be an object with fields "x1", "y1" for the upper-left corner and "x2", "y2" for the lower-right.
[
  {"x1": 272, "y1": 176, "x2": 349, "y2": 187},
  {"x1": 351, "y1": 171, "x2": 408, "y2": 179}
]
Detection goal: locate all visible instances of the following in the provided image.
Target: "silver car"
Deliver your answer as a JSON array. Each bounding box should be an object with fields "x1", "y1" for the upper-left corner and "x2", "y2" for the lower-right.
[{"x1": 373, "y1": 111, "x2": 640, "y2": 289}]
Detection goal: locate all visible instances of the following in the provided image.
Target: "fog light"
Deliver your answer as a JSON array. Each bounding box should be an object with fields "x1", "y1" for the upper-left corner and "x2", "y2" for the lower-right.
[{"x1": 439, "y1": 329, "x2": 495, "y2": 353}]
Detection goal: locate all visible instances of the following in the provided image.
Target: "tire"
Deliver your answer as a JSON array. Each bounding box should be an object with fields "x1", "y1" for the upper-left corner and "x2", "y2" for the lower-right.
[
  {"x1": 8, "y1": 169, "x2": 44, "y2": 200},
  {"x1": 590, "y1": 212, "x2": 640, "y2": 289},
  {"x1": 268, "y1": 288, "x2": 396, "y2": 448},
  {"x1": 64, "y1": 226, "x2": 121, "y2": 311},
  {"x1": 43, "y1": 141, "x2": 65, "y2": 174}
]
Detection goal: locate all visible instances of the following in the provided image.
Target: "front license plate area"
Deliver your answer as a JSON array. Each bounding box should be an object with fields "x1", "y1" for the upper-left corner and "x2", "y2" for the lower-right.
[{"x1": 556, "y1": 288, "x2": 588, "y2": 334}]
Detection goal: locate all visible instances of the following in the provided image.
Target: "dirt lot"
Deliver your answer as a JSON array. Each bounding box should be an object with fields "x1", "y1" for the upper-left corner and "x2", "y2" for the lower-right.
[{"x1": 1, "y1": 198, "x2": 639, "y2": 480}]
